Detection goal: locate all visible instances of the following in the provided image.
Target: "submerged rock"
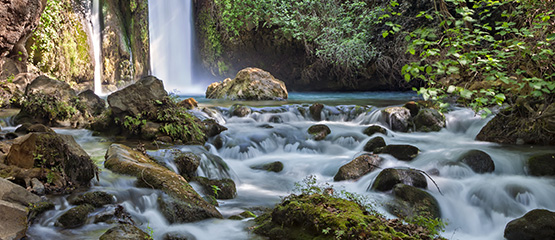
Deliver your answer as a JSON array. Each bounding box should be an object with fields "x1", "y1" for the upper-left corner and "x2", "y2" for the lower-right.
[
  {"x1": 251, "y1": 161, "x2": 284, "y2": 173},
  {"x1": 371, "y1": 168, "x2": 428, "y2": 192},
  {"x1": 334, "y1": 154, "x2": 382, "y2": 181},
  {"x1": 375, "y1": 144, "x2": 420, "y2": 161},
  {"x1": 414, "y1": 108, "x2": 445, "y2": 132},
  {"x1": 206, "y1": 67, "x2": 288, "y2": 101},
  {"x1": 457, "y1": 150, "x2": 495, "y2": 173},
  {"x1": 504, "y1": 209, "x2": 555, "y2": 240},
  {"x1": 104, "y1": 144, "x2": 222, "y2": 221},
  {"x1": 99, "y1": 224, "x2": 151, "y2": 240},
  {"x1": 307, "y1": 124, "x2": 331, "y2": 141},
  {"x1": 363, "y1": 136, "x2": 386, "y2": 152},
  {"x1": 388, "y1": 184, "x2": 441, "y2": 220},
  {"x1": 527, "y1": 153, "x2": 555, "y2": 176},
  {"x1": 382, "y1": 107, "x2": 412, "y2": 132},
  {"x1": 55, "y1": 204, "x2": 95, "y2": 228}
]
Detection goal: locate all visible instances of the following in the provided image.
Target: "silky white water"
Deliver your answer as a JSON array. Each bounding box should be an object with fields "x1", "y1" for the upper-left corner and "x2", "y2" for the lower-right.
[
  {"x1": 24, "y1": 94, "x2": 555, "y2": 240},
  {"x1": 89, "y1": 0, "x2": 103, "y2": 96}
]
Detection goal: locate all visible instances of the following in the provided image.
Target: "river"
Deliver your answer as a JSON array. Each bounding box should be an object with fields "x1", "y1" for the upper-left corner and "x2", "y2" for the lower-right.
[{"x1": 15, "y1": 92, "x2": 555, "y2": 240}]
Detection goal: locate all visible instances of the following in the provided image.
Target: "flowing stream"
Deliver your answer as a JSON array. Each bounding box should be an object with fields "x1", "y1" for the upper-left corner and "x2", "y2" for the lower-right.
[{"x1": 20, "y1": 92, "x2": 555, "y2": 240}]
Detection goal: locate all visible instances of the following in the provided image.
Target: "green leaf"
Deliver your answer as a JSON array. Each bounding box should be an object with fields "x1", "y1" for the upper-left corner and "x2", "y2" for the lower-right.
[
  {"x1": 404, "y1": 74, "x2": 411, "y2": 82},
  {"x1": 425, "y1": 66, "x2": 432, "y2": 74},
  {"x1": 382, "y1": 31, "x2": 389, "y2": 38},
  {"x1": 548, "y1": 33, "x2": 555, "y2": 41},
  {"x1": 460, "y1": 89, "x2": 474, "y2": 99}
]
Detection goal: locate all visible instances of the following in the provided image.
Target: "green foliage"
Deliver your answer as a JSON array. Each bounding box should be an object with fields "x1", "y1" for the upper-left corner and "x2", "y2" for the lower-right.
[
  {"x1": 404, "y1": 214, "x2": 446, "y2": 237},
  {"x1": 21, "y1": 93, "x2": 78, "y2": 123},
  {"x1": 123, "y1": 114, "x2": 146, "y2": 134},
  {"x1": 403, "y1": 0, "x2": 555, "y2": 114},
  {"x1": 211, "y1": 185, "x2": 221, "y2": 197}
]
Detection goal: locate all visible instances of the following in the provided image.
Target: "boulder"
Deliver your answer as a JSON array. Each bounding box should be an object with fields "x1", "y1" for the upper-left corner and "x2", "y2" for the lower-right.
[
  {"x1": 414, "y1": 108, "x2": 445, "y2": 132},
  {"x1": 107, "y1": 75, "x2": 168, "y2": 120},
  {"x1": 0, "y1": 178, "x2": 42, "y2": 240},
  {"x1": 193, "y1": 177, "x2": 237, "y2": 200},
  {"x1": 307, "y1": 124, "x2": 331, "y2": 141},
  {"x1": 334, "y1": 154, "x2": 382, "y2": 181},
  {"x1": 158, "y1": 193, "x2": 222, "y2": 223},
  {"x1": 251, "y1": 161, "x2": 284, "y2": 173},
  {"x1": 78, "y1": 90, "x2": 105, "y2": 116},
  {"x1": 174, "y1": 152, "x2": 201, "y2": 180},
  {"x1": 504, "y1": 209, "x2": 555, "y2": 240},
  {"x1": 403, "y1": 101, "x2": 419, "y2": 117},
  {"x1": 388, "y1": 184, "x2": 441, "y2": 219},
  {"x1": 69, "y1": 191, "x2": 114, "y2": 208},
  {"x1": 104, "y1": 144, "x2": 222, "y2": 221},
  {"x1": 0, "y1": 0, "x2": 45, "y2": 58},
  {"x1": 527, "y1": 153, "x2": 555, "y2": 176},
  {"x1": 99, "y1": 224, "x2": 151, "y2": 240},
  {"x1": 229, "y1": 104, "x2": 251, "y2": 117},
  {"x1": 178, "y1": 97, "x2": 198, "y2": 109},
  {"x1": 6, "y1": 132, "x2": 97, "y2": 189},
  {"x1": 363, "y1": 125, "x2": 388, "y2": 136},
  {"x1": 382, "y1": 107, "x2": 412, "y2": 132},
  {"x1": 30, "y1": 177, "x2": 45, "y2": 195},
  {"x1": 55, "y1": 204, "x2": 95, "y2": 228},
  {"x1": 203, "y1": 119, "x2": 227, "y2": 138},
  {"x1": 370, "y1": 168, "x2": 428, "y2": 192},
  {"x1": 206, "y1": 67, "x2": 288, "y2": 101},
  {"x1": 162, "y1": 231, "x2": 197, "y2": 240},
  {"x1": 375, "y1": 144, "x2": 419, "y2": 161},
  {"x1": 139, "y1": 121, "x2": 161, "y2": 140},
  {"x1": 15, "y1": 123, "x2": 53, "y2": 134},
  {"x1": 309, "y1": 103, "x2": 324, "y2": 121},
  {"x1": 458, "y1": 150, "x2": 495, "y2": 174},
  {"x1": 363, "y1": 136, "x2": 386, "y2": 152},
  {"x1": 25, "y1": 75, "x2": 76, "y2": 102}
]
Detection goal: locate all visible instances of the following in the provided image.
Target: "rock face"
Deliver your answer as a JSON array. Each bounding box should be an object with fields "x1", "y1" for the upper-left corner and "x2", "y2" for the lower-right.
[
  {"x1": 0, "y1": 178, "x2": 42, "y2": 240},
  {"x1": 382, "y1": 107, "x2": 412, "y2": 132},
  {"x1": 458, "y1": 150, "x2": 495, "y2": 174},
  {"x1": 0, "y1": 0, "x2": 45, "y2": 58},
  {"x1": 104, "y1": 144, "x2": 222, "y2": 221},
  {"x1": 206, "y1": 67, "x2": 288, "y2": 101},
  {"x1": 504, "y1": 209, "x2": 555, "y2": 240},
  {"x1": 307, "y1": 124, "x2": 331, "y2": 141},
  {"x1": 527, "y1": 153, "x2": 555, "y2": 176},
  {"x1": 107, "y1": 75, "x2": 167, "y2": 120},
  {"x1": 371, "y1": 168, "x2": 428, "y2": 192},
  {"x1": 99, "y1": 224, "x2": 151, "y2": 240},
  {"x1": 334, "y1": 154, "x2": 382, "y2": 181},
  {"x1": 375, "y1": 144, "x2": 420, "y2": 161}
]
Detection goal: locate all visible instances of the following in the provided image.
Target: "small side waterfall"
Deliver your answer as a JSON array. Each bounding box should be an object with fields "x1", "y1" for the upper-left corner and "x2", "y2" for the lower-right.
[
  {"x1": 149, "y1": 0, "x2": 202, "y2": 94},
  {"x1": 90, "y1": 0, "x2": 103, "y2": 95}
]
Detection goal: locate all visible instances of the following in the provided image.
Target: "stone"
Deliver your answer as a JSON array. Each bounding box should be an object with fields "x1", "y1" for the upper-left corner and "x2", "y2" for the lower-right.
[
  {"x1": 251, "y1": 161, "x2": 284, "y2": 173},
  {"x1": 0, "y1": 0, "x2": 45, "y2": 58},
  {"x1": 55, "y1": 204, "x2": 95, "y2": 228},
  {"x1": 30, "y1": 177, "x2": 45, "y2": 195},
  {"x1": 375, "y1": 144, "x2": 419, "y2": 161},
  {"x1": 414, "y1": 108, "x2": 445, "y2": 132},
  {"x1": 504, "y1": 209, "x2": 555, "y2": 240},
  {"x1": 69, "y1": 191, "x2": 114, "y2": 208},
  {"x1": 99, "y1": 224, "x2": 151, "y2": 240},
  {"x1": 307, "y1": 124, "x2": 331, "y2": 141},
  {"x1": 78, "y1": 90, "x2": 106, "y2": 116},
  {"x1": 174, "y1": 152, "x2": 201, "y2": 180},
  {"x1": 309, "y1": 103, "x2": 324, "y2": 121},
  {"x1": 334, "y1": 154, "x2": 382, "y2": 181},
  {"x1": 206, "y1": 67, "x2": 288, "y2": 101},
  {"x1": 363, "y1": 125, "x2": 388, "y2": 136},
  {"x1": 104, "y1": 144, "x2": 222, "y2": 221},
  {"x1": 382, "y1": 107, "x2": 412, "y2": 132},
  {"x1": 229, "y1": 104, "x2": 251, "y2": 117},
  {"x1": 162, "y1": 231, "x2": 197, "y2": 240},
  {"x1": 25, "y1": 75, "x2": 76, "y2": 103},
  {"x1": 403, "y1": 101, "x2": 419, "y2": 117},
  {"x1": 363, "y1": 136, "x2": 386, "y2": 152},
  {"x1": 140, "y1": 121, "x2": 161, "y2": 140},
  {"x1": 0, "y1": 177, "x2": 41, "y2": 208},
  {"x1": 371, "y1": 168, "x2": 428, "y2": 192},
  {"x1": 527, "y1": 153, "x2": 555, "y2": 176},
  {"x1": 178, "y1": 97, "x2": 198, "y2": 109},
  {"x1": 388, "y1": 184, "x2": 441, "y2": 219},
  {"x1": 157, "y1": 193, "x2": 222, "y2": 224},
  {"x1": 203, "y1": 119, "x2": 227, "y2": 138},
  {"x1": 458, "y1": 150, "x2": 495, "y2": 173},
  {"x1": 193, "y1": 176, "x2": 237, "y2": 200},
  {"x1": 107, "y1": 75, "x2": 168, "y2": 121},
  {"x1": 0, "y1": 178, "x2": 42, "y2": 240}
]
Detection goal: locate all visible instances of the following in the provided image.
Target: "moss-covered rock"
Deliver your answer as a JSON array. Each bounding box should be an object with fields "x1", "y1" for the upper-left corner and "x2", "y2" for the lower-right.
[
  {"x1": 99, "y1": 224, "x2": 151, "y2": 240},
  {"x1": 363, "y1": 125, "x2": 388, "y2": 136},
  {"x1": 307, "y1": 124, "x2": 331, "y2": 141},
  {"x1": 363, "y1": 136, "x2": 386, "y2": 153},
  {"x1": 414, "y1": 108, "x2": 445, "y2": 132},
  {"x1": 388, "y1": 184, "x2": 441, "y2": 220},
  {"x1": 457, "y1": 150, "x2": 495, "y2": 174},
  {"x1": 371, "y1": 168, "x2": 428, "y2": 192},
  {"x1": 251, "y1": 161, "x2": 284, "y2": 173},
  {"x1": 206, "y1": 67, "x2": 288, "y2": 101},
  {"x1": 334, "y1": 154, "x2": 382, "y2": 181},
  {"x1": 193, "y1": 176, "x2": 237, "y2": 200},
  {"x1": 174, "y1": 152, "x2": 201, "y2": 180},
  {"x1": 104, "y1": 144, "x2": 222, "y2": 221},
  {"x1": 527, "y1": 153, "x2": 555, "y2": 176},
  {"x1": 375, "y1": 144, "x2": 420, "y2": 161},
  {"x1": 69, "y1": 191, "x2": 114, "y2": 208},
  {"x1": 55, "y1": 204, "x2": 95, "y2": 228},
  {"x1": 229, "y1": 104, "x2": 252, "y2": 117},
  {"x1": 504, "y1": 209, "x2": 555, "y2": 240}
]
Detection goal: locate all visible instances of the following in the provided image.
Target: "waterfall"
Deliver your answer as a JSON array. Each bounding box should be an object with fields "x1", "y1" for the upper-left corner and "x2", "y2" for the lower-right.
[
  {"x1": 90, "y1": 0, "x2": 103, "y2": 95},
  {"x1": 148, "y1": 0, "x2": 203, "y2": 94}
]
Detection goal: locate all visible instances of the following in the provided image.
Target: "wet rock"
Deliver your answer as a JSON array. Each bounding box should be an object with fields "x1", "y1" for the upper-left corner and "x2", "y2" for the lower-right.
[
  {"x1": 504, "y1": 209, "x2": 555, "y2": 240},
  {"x1": 28, "y1": 200, "x2": 55, "y2": 221},
  {"x1": 99, "y1": 224, "x2": 151, "y2": 240},
  {"x1": 229, "y1": 104, "x2": 252, "y2": 117},
  {"x1": 382, "y1": 107, "x2": 412, "y2": 132},
  {"x1": 0, "y1": 178, "x2": 42, "y2": 240},
  {"x1": 203, "y1": 119, "x2": 227, "y2": 138},
  {"x1": 15, "y1": 123, "x2": 54, "y2": 134},
  {"x1": 363, "y1": 125, "x2": 387, "y2": 136},
  {"x1": 251, "y1": 161, "x2": 284, "y2": 173},
  {"x1": 158, "y1": 193, "x2": 222, "y2": 223},
  {"x1": 370, "y1": 168, "x2": 428, "y2": 192},
  {"x1": 174, "y1": 152, "x2": 201, "y2": 180},
  {"x1": 307, "y1": 124, "x2": 331, "y2": 141},
  {"x1": 388, "y1": 184, "x2": 441, "y2": 219},
  {"x1": 78, "y1": 90, "x2": 106, "y2": 116},
  {"x1": 334, "y1": 154, "x2": 382, "y2": 181},
  {"x1": 363, "y1": 136, "x2": 386, "y2": 152},
  {"x1": 193, "y1": 176, "x2": 237, "y2": 200},
  {"x1": 107, "y1": 75, "x2": 167, "y2": 121},
  {"x1": 14, "y1": 123, "x2": 32, "y2": 134},
  {"x1": 414, "y1": 108, "x2": 445, "y2": 132},
  {"x1": 70, "y1": 191, "x2": 114, "y2": 208},
  {"x1": 212, "y1": 135, "x2": 224, "y2": 149},
  {"x1": 268, "y1": 115, "x2": 282, "y2": 123},
  {"x1": 4, "y1": 132, "x2": 18, "y2": 140},
  {"x1": 55, "y1": 204, "x2": 95, "y2": 228},
  {"x1": 375, "y1": 144, "x2": 419, "y2": 161},
  {"x1": 458, "y1": 150, "x2": 495, "y2": 173},
  {"x1": 229, "y1": 210, "x2": 257, "y2": 220},
  {"x1": 527, "y1": 153, "x2": 555, "y2": 176},
  {"x1": 104, "y1": 144, "x2": 222, "y2": 221},
  {"x1": 206, "y1": 67, "x2": 288, "y2": 101},
  {"x1": 30, "y1": 177, "x2": 45, "y2": 195},
  {"x1": 403, "y1": 101, "x2": 419, "y2": 117},
  {"x1": 162, "y1": 231, "x2": 197, "y2": 240},
  {"x1": 309, "y1": 103, "x2": 324, "y2": 121},
  {"x1": 178, "y1": 97, "x2": 198, "y2": 109}
]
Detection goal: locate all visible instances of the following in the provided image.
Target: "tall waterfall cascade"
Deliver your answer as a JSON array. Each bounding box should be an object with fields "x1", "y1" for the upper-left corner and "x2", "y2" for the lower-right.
[
  {"x1": 149, "y1": 0, "x2": 203, "y2": 94},
  {"x1": 90, "y1": 0, "x2": 103, "y2": 96}
]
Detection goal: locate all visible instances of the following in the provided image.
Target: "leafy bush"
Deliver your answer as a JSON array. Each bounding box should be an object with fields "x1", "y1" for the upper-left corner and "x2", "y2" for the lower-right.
[{"x1": 21, "y1": 93, "x2": 78, "y2": 123}]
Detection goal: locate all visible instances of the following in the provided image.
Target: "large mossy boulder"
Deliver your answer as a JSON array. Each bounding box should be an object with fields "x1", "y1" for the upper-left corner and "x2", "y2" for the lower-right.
[
  {"x1": 78, "y1": 90, "x2": 105, "y2": 117},
  {"x1": 99, "y1": 224, "x2": 151, "y2": 240},
  {"x1": 0, "y1": 178, "x2": 42, "y2": 240},
  {"x1": 5, "y1": 132, "x2": 97, "y2": 191},
  {"x1": 307, "y1": 124, "x2": 331, "y2": 141},
  {"x1": 388, "y1": 184, "x2": 441, "y2": 220},
  {"x1": 371, "y1": 168, "x2": 428, "y2": 192},
  {"x1": 25, "y1": 75, "x2": 76, "y2": 102},
  {"x1": 375, "y1": 144, "x2": 420, "y2": 161},
  {"x1": 193, "y1": 176, "x2": 237, "y2": 200},
  {"x1": 254, "y1": 193, "x2": 438, "y2": 240},
  {"x1": 107, "y1": 75, "x2": 167, "y2": 121},
  {"x1": 382, "y1": 107, "x2": 412, "y2": 132},
  {"x1": 334, "y1": 154, "x2": 382, "y2": 181},
  {"x1": 55, "y1": 204, "x2": 95, "y2": 228},
  {"x1": 414, "y1": 108, "x2": 445, "y2": 132},
  {"x1": 69, "y1": 191, "x2": 114, "y2": 208},
  {"x1": 206, "y1": 67, "x2": 288, "y2": 101},
  {"x1": 104, "y1": 144, "x2": 222, "y2": 221},
  {"x1": 527, "y1": 153, "x2": 555, "y2": 176},
  {"x1": 457, "y1": 150, "x2": 495, "y2": 174},
  {"x1": 504, "y1": 209, "x2": 555, "y2": 240}
]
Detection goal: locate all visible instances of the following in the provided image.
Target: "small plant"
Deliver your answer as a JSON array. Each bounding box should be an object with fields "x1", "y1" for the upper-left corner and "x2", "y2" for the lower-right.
[
  {"x1": 405, "y1": 214, "x2": 447, "y2": 237},
  {"x1": 211, "y1": 185, "x2": 221, "y2": 197},
  {"x1": 46, "y1": 171, "x2": 56, "y2": 184},
  {"x1": 123, "y1": 114, "x2": 146, "y2": 134},
  {"x1": 146, "y1": 223, "x2": 154, "y2": 240}
]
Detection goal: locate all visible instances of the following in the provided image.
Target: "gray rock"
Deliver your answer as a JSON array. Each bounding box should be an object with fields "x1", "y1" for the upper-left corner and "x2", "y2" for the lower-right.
[
  {"x1": 388, "y1": 184, "x2": 441, "y2": 219},
  {"x1": 382, "y1": 107, "x2": 411, "y2": 132},
  {"x1": 206, "y1": 67, "x2": 288, "y2": 101},
  {"x1": 414, "y1": 108, "x2": 445, "y2": 132},
  {"x1": 30, "y1": 178, "x2": 45, "y2": 195},
  {"x1": 363, "y1": 136, "x2": 386, "y2": 152},
  {"x1": 78, "y1": 89, "x2": 105, "y2": 116},
  {"x1": 375, "y1": 144, "x2": 419, "y2": 161},
  {"x1": 107, "y1": 75, "x2": 167, "y2": 121},
  {"x1": 334, "y1": 154, "x2": 382, "y2": 181},
  {"x1": 371, "y1": 168, "x2": 428, "y2": 192},
  {"x1": 458, "y1": 150, "x2": 495, "y2": 173},
  {"x1": 99, "y1": 224, "x2": 151, "y2": 240},
  {"x1": 504, "y1": 209, "x2": 555, "y2": 240},
  {"x1": 307, "y1": 124, "x2": 331, "y2": 141}
]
